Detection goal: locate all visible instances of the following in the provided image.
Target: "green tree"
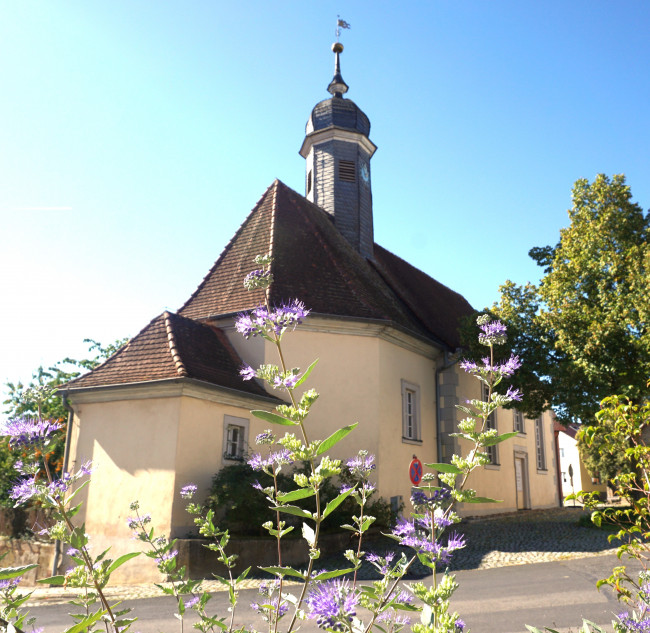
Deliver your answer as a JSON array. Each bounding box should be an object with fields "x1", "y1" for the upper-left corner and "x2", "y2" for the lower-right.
[
  {"x1": 0, "y1": 337, "x2": 128, "y2": 509},
  {"x1": 465, "y1": 175, "x2": 650, "y2": 480}
]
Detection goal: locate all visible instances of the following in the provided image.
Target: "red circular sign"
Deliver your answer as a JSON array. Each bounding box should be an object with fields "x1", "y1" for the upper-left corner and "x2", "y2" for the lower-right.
[{"x1": 409, "y1": 458, "x2": 423, "y2": 485}]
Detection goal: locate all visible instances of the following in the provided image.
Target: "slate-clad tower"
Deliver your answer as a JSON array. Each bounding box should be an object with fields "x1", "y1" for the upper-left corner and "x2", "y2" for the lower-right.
[{"x1": 299, "y1": 42, "x2": 377, "y2": 259}]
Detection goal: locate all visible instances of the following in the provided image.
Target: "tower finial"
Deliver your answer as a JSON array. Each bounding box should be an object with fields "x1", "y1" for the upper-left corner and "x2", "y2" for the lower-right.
[{"x1": 328, "y1": 18, "x2": 350, "y2": 97}]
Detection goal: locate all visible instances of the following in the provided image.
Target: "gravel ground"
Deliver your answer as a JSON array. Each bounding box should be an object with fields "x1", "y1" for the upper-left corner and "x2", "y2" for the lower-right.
[{"x1": 25, "y1": 507, "x2": 620, "y2": 606}]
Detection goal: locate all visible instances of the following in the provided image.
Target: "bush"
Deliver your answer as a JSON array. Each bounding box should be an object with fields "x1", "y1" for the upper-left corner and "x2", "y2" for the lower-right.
[{"x1": 206, "y1": 462, "x2": 399, "y2": 537}]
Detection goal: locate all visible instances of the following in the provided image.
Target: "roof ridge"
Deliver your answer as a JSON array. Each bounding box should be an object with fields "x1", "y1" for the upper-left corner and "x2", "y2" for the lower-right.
[
  {"x1": 163, "y1": 311, "x2": 189, "y2": 378},
  {"x1": 178, "y1": 181, "x2": 278, "y2": 314}
]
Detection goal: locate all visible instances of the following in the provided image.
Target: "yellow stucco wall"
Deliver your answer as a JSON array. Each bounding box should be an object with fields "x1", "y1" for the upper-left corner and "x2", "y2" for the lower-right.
[
  {"x1": 67, "y1": 396, "x2": 181, "y2": 582},
  {"x1": 66, "y1": 319, "x2": 560, "y2": 582},
  {"x1": 453, "y1": 367, "x2": 559, "y2": 516}
]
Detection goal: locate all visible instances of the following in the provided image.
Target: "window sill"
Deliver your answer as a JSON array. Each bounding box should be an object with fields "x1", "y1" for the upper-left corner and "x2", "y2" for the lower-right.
[
  {"x1": 537, "y1": 468, "x2": 548, "y2": 474},
  {"x1": 485, "y1": 463, "x2": 501, "y2": 470},
  {"x1": 402, "y1": 437, "x2": 422, "y2": 445},
  {"x1": 223, "y1": 454, "x2": 244, "y2": 462}
]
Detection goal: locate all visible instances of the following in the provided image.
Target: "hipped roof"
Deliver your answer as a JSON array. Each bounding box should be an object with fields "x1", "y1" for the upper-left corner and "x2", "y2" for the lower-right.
[{"x1": 68, "y1": 180, "x2": 474, "y2": 393}]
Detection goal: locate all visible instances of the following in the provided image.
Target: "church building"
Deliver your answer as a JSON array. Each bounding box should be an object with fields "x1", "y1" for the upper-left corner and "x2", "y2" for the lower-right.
[{"x1": 62, "y1": 42, "x2": 559, "y2": 582}]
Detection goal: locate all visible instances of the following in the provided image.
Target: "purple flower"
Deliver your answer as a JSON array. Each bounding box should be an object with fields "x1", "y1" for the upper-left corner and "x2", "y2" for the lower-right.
[
  {"x1": 255, "y1": 431, "x2": 275, "y2": 444},
  {"x1": 78, "y1": 460, "x2": 94, "y2": 477},
  {"x1": 235, "y1": 301, "x2": 310, "y2": 340},
  {"x1": 47, "y1": 475, "x2": 72, "y2": 500},
  {"x1": 251, "y1": 597, "x2": 289, "y2": 620},
  {"x1": 156, "y1": 550, "x2": 177, "y2": 564},
  {"x1": 455, "y1": 618, "x2": 466, "y2": 632},
  {"x1": 306, "y1": 579, "x2": 359, "y2": 631},
  {"x1": 478, "y1": 320, "x2": 507, "y2": 345},
  {"x1": 459, "y1": 360, "x2": 478, "y2": 373},
  {"x1": 1, "y1": 417, "x2": 62, "y2": 447},
  {"x1": 185, "y1": 595, "x2": 200, "y2": 609},
  {"x1": 392, "y1": 517, "x2": 416, "y2": 537},
  {"x1": 9, "y1": 476, "x2": 38, "y2": 505},
  {"x1": 240, "y1": 365, "x2": 257, "y2": 381},
  {"x1": 346, "y1": 453, "x2": 376, "y2": 476},
  {"x1": 499, "y1": 354, "x2": 522, "y2": 376},
  {"x1": 0, "y1": 578, "x2": 20, "y2": 590},
  {"x1": 243, "y1": 269, "x2": 272, "y2": 290},
  {"x1": 180, "y1": 483, "x2": 197, "y2": 499},
  {"x1": 505, "y1": 386, "x2": 523, "y2": 402},
  {"x1": 339, "y1": 484, "x2": 353, "y2": 494},
  {"x1": 248, "y1": 449, "x2": 293, "y2": 472}
]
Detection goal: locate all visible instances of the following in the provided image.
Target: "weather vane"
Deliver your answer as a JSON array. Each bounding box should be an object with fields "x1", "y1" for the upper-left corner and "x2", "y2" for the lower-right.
[{"x1": 335, "y1": 16, "x2": 351, "y2": 42}]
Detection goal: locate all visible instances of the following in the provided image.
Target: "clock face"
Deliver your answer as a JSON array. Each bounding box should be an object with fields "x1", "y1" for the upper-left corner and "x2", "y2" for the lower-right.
[{"x1": 360, "y1": 162, "x2": 370, "y2": 183}]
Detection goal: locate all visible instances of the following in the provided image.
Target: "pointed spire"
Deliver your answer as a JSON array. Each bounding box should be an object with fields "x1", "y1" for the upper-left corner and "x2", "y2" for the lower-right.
[{"x1": 327, "y1": 42, "x2": 349, "y2": 97}]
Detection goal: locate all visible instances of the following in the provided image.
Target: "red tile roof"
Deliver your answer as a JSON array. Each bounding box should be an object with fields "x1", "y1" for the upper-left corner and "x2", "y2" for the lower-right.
[
  {"x1": 180, "y1": 180, "x2": 474, "y2": 348},
  {"x1": 67, "y1": 311, "x2": 269, "y2": 398},
  {"x1": 70, "y1": 180, "x2": 474, "y2": 392}
]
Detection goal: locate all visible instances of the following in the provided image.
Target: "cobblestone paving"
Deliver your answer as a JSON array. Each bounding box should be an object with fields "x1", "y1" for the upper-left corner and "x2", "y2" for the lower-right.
[{"x1": 25, "y1": 507, "x2": 619, "y2": 607}]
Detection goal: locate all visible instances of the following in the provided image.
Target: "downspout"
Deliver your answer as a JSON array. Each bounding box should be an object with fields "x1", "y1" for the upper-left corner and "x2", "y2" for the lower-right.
[
  {"x1": 52, "y1": 391, "x2": 74, "y2": 577},
  {"x1": 435, "y1": 349, "x2": 461, "y2": 464}
]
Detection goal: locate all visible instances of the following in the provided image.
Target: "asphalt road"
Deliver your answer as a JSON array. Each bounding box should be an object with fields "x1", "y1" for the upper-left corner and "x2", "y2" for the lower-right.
[{"x1": 29, "y1": 553, "x2": 639, "y2": 633}]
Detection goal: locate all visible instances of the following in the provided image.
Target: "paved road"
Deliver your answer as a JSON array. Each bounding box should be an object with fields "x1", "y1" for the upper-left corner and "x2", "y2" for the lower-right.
[{"x1": 29, "y1": 553, "x2": 638, "y2": 633}]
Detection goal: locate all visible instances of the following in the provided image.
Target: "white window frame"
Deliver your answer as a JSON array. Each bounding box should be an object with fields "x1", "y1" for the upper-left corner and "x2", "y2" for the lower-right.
[
  {"x1": 513, "y1": 409, "x2": 525, "y2": 434},
  {"x1": 401, "y1": 380, "x2": 421, "y2": 443},
  {"x1": 482, "y1": 383, "x2": 498, "y2": 465},
  {"x1": 223, "y1": 415, "x2": 249, "y2": 462},
  {"x1": 535, "y1": 417, "x2": 547, "y2": 471}
]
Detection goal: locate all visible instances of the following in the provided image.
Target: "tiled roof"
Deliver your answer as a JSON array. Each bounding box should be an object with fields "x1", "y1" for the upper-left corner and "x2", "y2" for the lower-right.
[
  {"x1": 371, "y1": 246, "x2": 473, "y2": 349},
  {"x1": 73, "y1": 179, "x2": 475, "y2": 392},
  {"x1": 66, "y1": 311, "x2": 269, "y2": 398},
  {"x1": 180, "y1": 179, "x2": 473, "y2": 348}
]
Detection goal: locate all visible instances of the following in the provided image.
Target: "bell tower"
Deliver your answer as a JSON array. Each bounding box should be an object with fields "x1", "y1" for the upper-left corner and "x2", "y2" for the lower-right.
[{"x1": 299, "y1": 42, "x2": 377, "y2": 259}]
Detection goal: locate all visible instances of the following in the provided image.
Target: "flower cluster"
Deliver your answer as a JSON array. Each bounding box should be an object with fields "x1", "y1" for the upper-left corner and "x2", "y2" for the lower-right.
[
  {"x1": 346, "y1": 451, "x2": 376, "y2": 477},
  {"x1": 235, "y1": 300, "x2": 310, "y2": 340},
  {"x1": 392, "y1": 517, "x2": 465, "y2": 563},
  {"x1": 306, "y1": 579, "x2": 360, "y2": 631},
  {"x1": 476, "y1": 316, "x2": 507, "y2": 346},
  {"x1": 248, "y1": 448, "x2": 293, "y2": 472},
  {"x1": 0, "y1": 417, "x2": 62, "y2": 448}
]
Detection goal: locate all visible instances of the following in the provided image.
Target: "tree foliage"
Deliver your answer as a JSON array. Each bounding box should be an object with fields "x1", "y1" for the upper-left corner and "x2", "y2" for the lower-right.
[{"x1": 462, "y1": 175, "x2": 650, "y2": 476}]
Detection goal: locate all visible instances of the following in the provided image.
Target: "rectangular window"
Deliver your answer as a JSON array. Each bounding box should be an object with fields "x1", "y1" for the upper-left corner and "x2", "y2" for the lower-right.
[
  {"x1": 513, "y1": 409, "x2": 525, "y2": 434},
  {"x1": 401, "y1": 380, "x2": 421, "y2": 442},
  {"x1": 535, "y1": 417, "x2": 546, "y2": 470},
  {"x1": 307, "y1": 169, "x2": 312, "y2": 194},
  {"x1": 223, "y1": 415, "x2": 249, "y2": 461},
  {"x1": 482, "y1": 383, "x2": 498, "y2": 465},
  {"x1": 338, "y1": 159, "x2": 356, "y2": 182}
]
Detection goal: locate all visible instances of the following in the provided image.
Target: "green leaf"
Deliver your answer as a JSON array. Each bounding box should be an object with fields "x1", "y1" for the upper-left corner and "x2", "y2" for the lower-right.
[
  {"x1": 276, "y1": 505, "x2": 313, "y2": 519},
  {"x1": 276, "y1": 488, "x2": 315, "y2": 503},
  {"x1": 63, "y1": 609, "x2": 106, "y2": 633},
  {"x1": 424, "y1": 462, "x2": 462, "y2": 474},
  {"x1": 259, "y1": 566, "x2": 305, "y2": 579},
  {"x1": 322, "y1": 487, "x2": 355, "y2": 520},
  {"x1": 236, "y1": 567, "x2": 251, "y2": 583},
  {"x1": 107, "y1": 551, "x2": 141, "y2": 574},
  {"x1": 316, "y1": 423, "x2": 358, "y2": 456},
  {"x1": 313, "y1": 568, "x2": 356, "y2": 581},
  {"x1": 37, "y1": 574, "x2": 65, "y2": 585},
  {"x1": 482, "y1": 431, "x2": 519, "y2": 447},
  {"x1": 294, "y1": 358, "x2": 319, "y2": 388},
  {"x1": 251, "y1": 410, "x2": 298, "y2": 426},
  {"x1": 467, "y1": 496, "x2": 502, "y2": 503},
  {"x1": 0, "y1": 564, "x2": 38, "y2": 580}
]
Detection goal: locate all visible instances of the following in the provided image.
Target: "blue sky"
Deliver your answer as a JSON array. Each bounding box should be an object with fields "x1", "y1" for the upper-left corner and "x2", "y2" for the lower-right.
[{"x1": 1, "y1": 1, "x2": 648, "y2": 414}]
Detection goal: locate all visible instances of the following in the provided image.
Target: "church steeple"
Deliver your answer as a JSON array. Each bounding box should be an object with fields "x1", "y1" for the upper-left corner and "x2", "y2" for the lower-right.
[{"x1": 299, "y1": 41, "x2": 377, "y2": 259}]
